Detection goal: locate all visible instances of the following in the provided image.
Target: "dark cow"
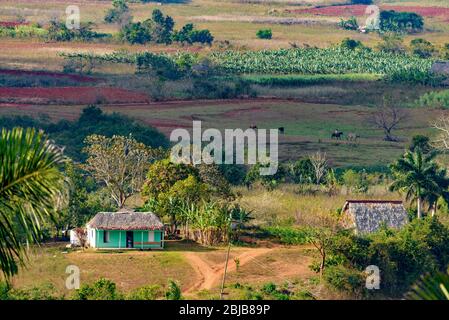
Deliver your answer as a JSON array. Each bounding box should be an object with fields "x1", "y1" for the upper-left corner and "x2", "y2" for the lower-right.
[{"x1": 278, "y1": 127, "x2": 285, "y2": 134}]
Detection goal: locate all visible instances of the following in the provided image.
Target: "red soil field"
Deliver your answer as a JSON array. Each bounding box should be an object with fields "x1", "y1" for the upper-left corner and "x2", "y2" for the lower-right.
[
  {"x1": 0, "y1": 21, "x2": 29, "y2": 28},
  {"x1": 290, "y1": 5, "x2": 449, "y2": 18},
  {"x1": 0, "y1": 69, "x2": 98, "y2": 83},
  {"x1": 0, "y1": 87, "x2": 149, "y2": 105}
]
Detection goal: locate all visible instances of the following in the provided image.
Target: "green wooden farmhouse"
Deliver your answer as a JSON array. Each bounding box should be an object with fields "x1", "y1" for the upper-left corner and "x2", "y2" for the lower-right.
[{"x1": 86, "y1": 209, "x2": 164, "y2": 250}]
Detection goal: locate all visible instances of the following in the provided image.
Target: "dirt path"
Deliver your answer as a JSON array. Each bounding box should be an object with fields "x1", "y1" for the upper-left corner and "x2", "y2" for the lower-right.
[{"x1": 183, "y1": 248, "x2": 273, "y2": 293}]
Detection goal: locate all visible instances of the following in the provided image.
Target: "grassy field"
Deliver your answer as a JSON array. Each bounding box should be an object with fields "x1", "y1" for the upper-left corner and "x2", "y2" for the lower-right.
[
  {"x1": 0, "y1": 0, "x2": 447, "y2": 72},
  {"x1": 9, "y1": 241, "x2": 318, "y2": 299},
  {"x1": 0, "y1": 96, "x2": 443, "y2": 168}
]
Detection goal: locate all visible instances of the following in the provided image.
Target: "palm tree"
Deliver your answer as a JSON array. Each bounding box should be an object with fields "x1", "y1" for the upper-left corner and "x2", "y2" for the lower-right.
[
  {"x1": 390, "y1": 147, "x2": 441, "y2": 219},
  {"x1": 0, "y1": 128, "x2": 67, "y2": 279},
  {"x1": 408, "y1": 271, "x2": 449, "y2": 300}
]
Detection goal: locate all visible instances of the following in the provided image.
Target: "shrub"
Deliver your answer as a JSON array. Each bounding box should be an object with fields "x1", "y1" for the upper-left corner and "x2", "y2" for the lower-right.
[
  {"x1": 264, "y1": 226, "x2": 310, "y2": 245},
  {"x1": 127, "y1": 285, "x2": 162, "y2": 300},
  {"x1": 323, "y1": 265, "x2": 365, "y2": 295},
  {"x1": 351, "y1": 0, "x2": 372, "y2": 4},
  {"x1": 417, "y1": 90, "x2": 449, "y2": 109},
  {"x1": 441, "y1": 43, "x2": 449, "y2": 60},
  {"x1": 328, "y1": 218, "x2": 449, "y2": 296},
  {"x1": 121, "y1": 22, "x2": 151, "y2": 44},
  {"x1": 380, "y1": 10, "x2": 424, "y2": 34},
  {"x1": 256, "y1": 29, "x2": 272, "y2": 40},
  {"x1": 338, "y1": 17, "x2": 359, "y2": 31},
  {"x1": 377, "y1": 33, "x2": 406, "y2": 54},
  {"x1": 173, "y1": 23, "x2": 214, "y2": 45},
  {"x1": 165, "y1": 280, "x2": 182, "y2": 300},
  {"x1": 6, "y1": 283, "x2": 63, "y2": 300},
  {"x1": 410, "y1": 39, "x2": 435, "y2": 58},
  {"x1": 73, "y1": 278, "x2": 121, "y2": 300},
  {"x1": 340, "y1": 38, "x2": 364, "y2": 51},
  {"x1": 136, "y1": 52, "x2": 182, "y2": 80}
]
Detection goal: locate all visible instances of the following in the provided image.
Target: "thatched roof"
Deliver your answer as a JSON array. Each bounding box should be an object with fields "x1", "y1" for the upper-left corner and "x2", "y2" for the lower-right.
[
  {"x1": 342, "y1": 200, "x2": 408, "y2": 234},
  {"x1": 87, "y1": 209, "x2": 163, "y2": 231}
]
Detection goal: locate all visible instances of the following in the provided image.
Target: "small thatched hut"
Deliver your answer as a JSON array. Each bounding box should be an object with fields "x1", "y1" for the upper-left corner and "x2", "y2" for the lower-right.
[
  {"x1": 341, "y1": 200, "x2": 408, "y2": 234},
  {"x1": 86, "y1": 208, "x2": 164, "y2": 249}
]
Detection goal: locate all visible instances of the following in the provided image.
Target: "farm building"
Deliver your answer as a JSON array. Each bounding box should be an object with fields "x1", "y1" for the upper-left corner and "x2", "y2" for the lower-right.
[
  {"x1": 86, "y1": 209, "x2": 164, "y2": 249},
  {"x1": 341, "y1": 200, "x2": 409, "y2": 234}
]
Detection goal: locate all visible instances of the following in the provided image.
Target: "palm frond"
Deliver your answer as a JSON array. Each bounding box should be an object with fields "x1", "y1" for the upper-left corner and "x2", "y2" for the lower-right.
[{"x1": 0, "y1": 128, "x2": 68, "y2": 279}]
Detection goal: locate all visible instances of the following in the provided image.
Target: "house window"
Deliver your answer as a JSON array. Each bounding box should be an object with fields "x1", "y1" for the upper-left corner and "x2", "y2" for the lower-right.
[
  {"x1": 103, "y1": 231, "x2": 110, "y2": 243},
  {"x1": 148, "y1": 231, "x2": 155, "y2": 242}
]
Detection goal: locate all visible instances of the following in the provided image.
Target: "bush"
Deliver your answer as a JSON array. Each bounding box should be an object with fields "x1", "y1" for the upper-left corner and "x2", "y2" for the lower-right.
[
  {"x1": 324, "y1": 265, "x2": 365, "y2": 295},
  {"x1": 256, "y1": 29, "x2": 272, "y2": 40},
  {"x1": 417, "y1": 90, "x2": 449, "y2": 109},
  {"x1": 377, "y1": 33, "x2": 406, "y2": 54},
  {"x1": 165, "y1": 280, "x2": 182, "y2": 300},
  {"x1": 410, "y1": 39, "x2": 435, "y2": 58},
  {"x1": 73, "y1": 278, "x2": 122, "y2": 300},
  {"x1": 351, "y1": 0, "x2": 372, "y2": 4},
  {"x1": 127, "y1": 285, "x2": 162, "y2": 300},
  {"x1": 339, "y1": 17, "x2": 359, "y2": 31},
  {"x1": 328, "y1": 218, "x2": 449, "y2": 296},
  {"x1": 6, "y1": 283, "x2": 63, "y2": 300},
  {"x1": 264, "y1": 226, "x2": 310, "y2": 245},
  {"x1": 173, "y1": 23, "x2": 214, "y2": 45},
  {"x1": 340, "y1": 38, "x2": 364, "y2": 51},
  {"x1": 380, "y1": 10, "x2": 424, "y2": 34},
  {"x1": 136, "y1": 52, "x2": 182, "y2": 80}
]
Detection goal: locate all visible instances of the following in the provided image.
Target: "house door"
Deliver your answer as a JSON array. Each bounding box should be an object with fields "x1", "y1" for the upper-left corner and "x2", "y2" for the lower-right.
[{"x1": 126, "y1": 231, "x2": 134, "y2": 248}]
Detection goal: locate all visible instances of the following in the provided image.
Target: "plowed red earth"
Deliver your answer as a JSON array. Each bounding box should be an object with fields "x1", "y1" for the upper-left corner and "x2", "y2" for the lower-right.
[
  {"x1": 290, "y1": 5, "x2": 449, "y2": 17},
  {"x1": 0, "y1": 69, "x2": 98, "y2": 83},
  {"x1": 0, "y1": 87, "x2": 149, "y2": 104},
  {"x1": 0, "y1": 21, "x2": 29, "y2": 28}
]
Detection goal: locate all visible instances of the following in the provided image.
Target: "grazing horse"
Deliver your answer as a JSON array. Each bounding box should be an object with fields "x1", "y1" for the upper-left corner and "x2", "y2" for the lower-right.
[
  {"x1": 347, "y1": 132, "x2": 360, "y2": 142},
  {"x1": 331, "y1": 131, "x2": 344, "y2": 140},
  {"x1": 278, "y1": 127, "x2": 285, "y2": 134}
]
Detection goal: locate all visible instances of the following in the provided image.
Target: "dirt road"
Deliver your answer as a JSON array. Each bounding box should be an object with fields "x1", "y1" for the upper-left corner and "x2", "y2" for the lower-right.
[{"x1": 183, "y1": 248, "x2": 273, "y2": 293}]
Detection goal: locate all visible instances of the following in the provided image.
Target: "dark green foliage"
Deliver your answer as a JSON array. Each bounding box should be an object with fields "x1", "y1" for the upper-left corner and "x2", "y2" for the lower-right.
[
  {"x1": 48, "y1": 21, "x2": 107, "y2": 42},
  {"x1": 127, "y1": 285, "x2": 162, "y2": 300},
  {"x1": 165, "y1": 280, "x2": 182, "y2": 300},
  {"x1": 263, "y1": 226, "x2": 310, "y2": 245},
  {"x1": 409, "y1": 135, "x2": 433, "y2": 154},
  {"x1": 338, "y1": 17, "x2": 359, "y2": 31},
  {"x1": 408, "y1": 271, "x2": 449, "y2": 300},
  {"x1": 151, "y1": 9, "x2": 174, "y2": 44},
  {"x1": 328, "y1": 218, "x2": 449, "y2": 296},
  {"x1": 104, "y1": 0, "x2": 130, "y2": 24},
  {"x1": 136, "y1": 52, "x2": 182, "y2": 80},
  {"x1": 173, "y1": 23, "x2": 214, "y2": 45},
  {"x1": 340, "y1": 38, "x2": 364, "y2": 51},
  {"x1": 380, "y1": 10, "x2": 424, "y2": 34},
  {"x1": 288, "y1": 158, "x2": 314, "y2": 184},
  {"x1": 121, "y1": 21, "x2": 151, "y2": 44},
  {"x1": 323, "y1": 265, "x2": 365, "y2": 294},
  {"x1": 219, "y1": 164, "x2": 247, "y2": 185},
  {"x1": 256, "y1": 29, "x2": 272, "y2": 40},
  {"x1": 0, "y1": 106, "x2": 168, "y2": 162},
  {"x1": 410, "y1": 38, "x2": 435, "y2": 58},
  {"x1": 351, "y1": 0, "x2": 372, "y2": 4},
  {"x1": 73, "y1": 278, "x2": 122, "y2": 300}
]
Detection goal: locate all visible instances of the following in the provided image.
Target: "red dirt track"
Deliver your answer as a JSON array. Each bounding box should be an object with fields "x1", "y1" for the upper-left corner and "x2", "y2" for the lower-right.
[
  {"x1": 291, "y1": 5, "x2": 449, "y2": 18},
  {"x1": 0, "y1": 87, "x2": 150, "y2": 104}
]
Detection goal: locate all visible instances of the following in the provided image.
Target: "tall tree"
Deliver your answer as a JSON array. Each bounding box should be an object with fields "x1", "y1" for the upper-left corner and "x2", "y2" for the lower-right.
[
  {"x1": 82, "y1": 134, "x2": 162, "y2": 208},
  {"x1": 0, "y1": 128, "x2": 67, "y2": 278},
  {"x1": 390, "y1": 148, "x2": 442, "y2": 219}
]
